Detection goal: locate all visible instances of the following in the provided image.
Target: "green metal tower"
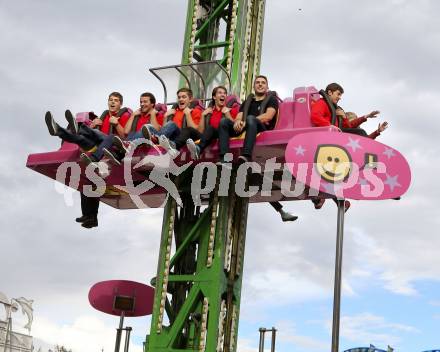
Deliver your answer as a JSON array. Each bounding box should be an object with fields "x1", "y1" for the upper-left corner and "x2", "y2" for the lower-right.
[
  {"x1": 181, "y1": 0, "x2": 266, "y2": 100},
  {"x1": 145, "y1": 1, "x2": 266, "y2": 351}
]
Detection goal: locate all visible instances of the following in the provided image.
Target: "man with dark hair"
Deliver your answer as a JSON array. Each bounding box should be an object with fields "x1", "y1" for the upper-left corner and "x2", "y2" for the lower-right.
[
  {"x1": 210, "y1": 79, "x2": 297, "y2": 222},
  {"x1": 101, "y1": 92, "x2": 161, "y2": 163},
  {"x1": 217, "y1": 75, "x2": 278, "y2": 164},
  {"x1": 44, "y1": 91, "x2": 130, "y2": 229},
  {"x1": 155, "y1": 87, "x2": 202, "y2": 157},
  {"x1": 310, "y1": 83, "x2": 384, "y2": 211},
  {"x1": 311, "y1": 83, "x2": 379, "y2": 136},
  {"x1": 79, "y1": 92, "x2": 131, "y2": 165},
  {"x1": 186, "y1": 85, "x2": 239, "y2": 159},
  {"x1": 124, "y1": 92, "x2": 160, "y2": 137},
  {"x1": 45, "y1": 92, "x2": 129, "y2": 153}
]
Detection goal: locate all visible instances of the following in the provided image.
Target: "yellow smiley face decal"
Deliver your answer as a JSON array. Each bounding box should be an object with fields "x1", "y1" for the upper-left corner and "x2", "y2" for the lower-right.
[{"x1": 315, "y1": 145, "x2": 352, "y2": 183}]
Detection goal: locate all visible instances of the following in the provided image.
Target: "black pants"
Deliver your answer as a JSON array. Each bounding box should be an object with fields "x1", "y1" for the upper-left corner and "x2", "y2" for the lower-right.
[
  {"x1": 174, "y1": 127, "x2": 202, "y2": 150},
  {"x1": 80, "y1": 193, "x2": 100, "y2": 217},
  {"x1": 198, "y1": 125, "x2": 219, "y2": 152},
  {"x1": 219, "y1": 115, "x2": 266, "y2": 158},
  {"x1": 56, "y1": 124, "x2": 105, "y2": 150},
  {"x1": 341, "y1": 127, "x2": 368, "y2": 137},
  {"x1": 269, "y1": 201, "x2": 283, "y2": 212}
]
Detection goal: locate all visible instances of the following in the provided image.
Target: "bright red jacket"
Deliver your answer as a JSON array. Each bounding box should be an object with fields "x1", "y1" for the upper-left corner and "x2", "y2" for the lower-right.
[
  {"x1": 101, "y1": 110, "x2": 131, "y2": 134},
  {"x1": 311, "y1": 99, "x2": 366, "y2": 128}
]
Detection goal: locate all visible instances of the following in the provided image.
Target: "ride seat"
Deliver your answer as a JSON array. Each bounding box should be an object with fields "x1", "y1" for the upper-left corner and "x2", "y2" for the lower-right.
[
  {"x1": 292, "y1": 86, "x2": 320, "y2": 129},
  {"x1": 155, "y1": 103, "x2": 167, "y2": 126}
]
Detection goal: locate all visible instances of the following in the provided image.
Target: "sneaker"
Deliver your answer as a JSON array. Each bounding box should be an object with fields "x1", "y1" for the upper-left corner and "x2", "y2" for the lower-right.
[
  {"x1": 75, "y1": 215, "x2": 89, "y2": 223},
  {"x1": 237, "y1": 155, "x2": 250, "y2": 165},
  {"x1": 103, "y1": 148, "x2": 121, "y2": 166},
  {"x1": 97, "y1": 161, "x2": 110, "y2": 178},
  {"x1": 141, "y1": 124, "x2": 152, "y2": 141},
  {"x1": 159, "y1": 135, "x2": 179, "y2": 158},
  {"x1": 280, "y1": 209, "x2": 298, "y2": 222},
  {"x1": 344, "y1": 200, "x2": 351, "y2": 213},
  {"x1": 45, "y1": 111, "x2": 59, "y2": 136},
  {"x1": 151, "y1": 135, "x2": 159, "y2": 144},
  {"x1": 65, "y1": 109, "x2": 78, "y2": 134},
  {"x1": 186, "y1": 139, "x2": 200, "y2": 160},
  {"x1": 312, "y1": 198, "x2": 326, "y2": 209},
  {"x1": 80, "y1": 153, "x2": 94, "y2": 166},
  {"x1": 215, "y1": 159, "x2": 233, "y2": 170},
  {"x1": 113, "y1": 136, "x2": 130, "y2": 154},
  {"x1": 81, "y1": 216, "x2": 98, "y2": 229}
]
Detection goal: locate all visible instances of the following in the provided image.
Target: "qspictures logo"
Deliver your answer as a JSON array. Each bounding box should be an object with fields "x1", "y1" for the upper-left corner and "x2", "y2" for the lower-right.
[{"x1": 54, "y1": 138, "x2": 392, "y2": 208}]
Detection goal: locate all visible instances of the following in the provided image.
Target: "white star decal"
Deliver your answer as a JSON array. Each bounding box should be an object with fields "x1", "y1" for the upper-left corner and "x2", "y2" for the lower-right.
[
  {"x1": 384, "y1": 174, "x2": 401, "y2": 192},
  {"x1": 383, "y1": 148, "x2": 396, "y2": 159},
  {"x1": 294, "y1": 145, "x2": 306, "y2": 156},
  {"x1": 346, "y1": 137, "x2": 362, "y2": 152}
]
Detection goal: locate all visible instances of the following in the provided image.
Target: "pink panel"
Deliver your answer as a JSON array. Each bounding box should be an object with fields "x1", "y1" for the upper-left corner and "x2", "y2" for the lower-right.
[
  {"x1": 285, "y1": 131, "x2": 411, "y2": 200},
  {"x1": 276, "y1": 99, "x2": 295, "y2": 130},
  {"x1": 292, "y1": 86, "x2": 319, "y2": 129},
  {"x1": 75, "y1": 112, "x2": 91, "y2": 124},
  {"x1": 88, "y1": 280, "x2": 154, "y2": 317}
]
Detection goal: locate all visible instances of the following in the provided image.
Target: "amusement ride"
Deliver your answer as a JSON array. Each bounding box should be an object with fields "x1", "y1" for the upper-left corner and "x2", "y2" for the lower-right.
[{"x1": 26, "y1": 1, "x2": 411, "y2": 351}]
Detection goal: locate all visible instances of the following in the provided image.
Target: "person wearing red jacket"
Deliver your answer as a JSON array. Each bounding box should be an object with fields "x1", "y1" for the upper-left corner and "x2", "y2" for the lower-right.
[
  {"x1": 185, "y1": 85, "x2": 239, "y2": 160},
  {"x1": 157, "y1": 88, "x2": 202, "y2": 157},
  {"x1": 311, "y1": 83, "x2": 379, "y2": 136},
  {"x1": 79, "y1": 92, "x2": 131, "y2": 164},
  {"x1": 44, "y1": 91, "x2": 130, "y2": 229},
  {"x1": 109, "y1": 92, "x2": 162, "y2": 158}
]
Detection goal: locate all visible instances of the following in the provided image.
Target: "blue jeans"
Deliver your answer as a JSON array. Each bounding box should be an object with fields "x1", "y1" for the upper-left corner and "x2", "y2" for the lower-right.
[
  {"x1": 154, "y1": 121, "x2": 181, "y2": 140},
  {"x1": 128, "y1": 122, "x2": 181, "y2": 147},
  {"x1": 127, "y1": 123, "x2": 155, "y2": 147},
  {"x1": 91, "y1": 134, "x2": 115, "y2": 161}
]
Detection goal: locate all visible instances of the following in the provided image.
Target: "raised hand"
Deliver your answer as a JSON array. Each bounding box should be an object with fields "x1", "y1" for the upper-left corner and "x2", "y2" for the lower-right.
[
  {"x1": 203, "y1": 107, "x2": 213, "y2": 115},
  {"x1": 109, "y1": 116, "x2": 120, "y2": 125},
  {"x1": 221, "y1": 106, "x2": 230, "y2": 114},
  {"x1": 367, "y1": 110, "x2": 380, "y2": 118},
  {"x1": 378, "y1": 121, "x2": 389, "y2": 133},
  {"x1": 91, "y1": 118, "x2": 102, "y2": 128}
]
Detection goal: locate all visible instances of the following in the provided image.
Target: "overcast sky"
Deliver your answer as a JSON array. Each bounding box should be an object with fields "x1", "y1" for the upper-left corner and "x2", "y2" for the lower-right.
[{"x1": 1, "y1": 1, "x2": 440, "y2": 351}]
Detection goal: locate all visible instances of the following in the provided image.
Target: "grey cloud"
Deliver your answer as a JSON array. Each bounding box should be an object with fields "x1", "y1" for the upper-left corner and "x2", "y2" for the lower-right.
[{"x1": 1, "y1": 1, "x2": 440, "y2": 350}]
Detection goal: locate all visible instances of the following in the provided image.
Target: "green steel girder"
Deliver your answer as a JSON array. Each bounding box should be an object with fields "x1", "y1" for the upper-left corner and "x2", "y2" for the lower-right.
[
  {"x1": 180, "y1": 0, "x2": 266, "y2": 99},
  {"x1": 146, "y1": 1, "x2": 266, "y2": 351},
  {"x1": 146, "y1": 173, "x2": 249, "y2": 352}
]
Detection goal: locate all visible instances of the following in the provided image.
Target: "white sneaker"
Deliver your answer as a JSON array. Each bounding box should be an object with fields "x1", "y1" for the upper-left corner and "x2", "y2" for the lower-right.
[
  {"x1": 159, "y1": 135, "x2": 179, "y2": 158},
  {"x1": 97, "y1": 161, "x2": 110, "y2": 178},
  {"x1": 186, "y1": 139, "x2": 200, "y2": 160},
  {"x1": 113, "y1": 136, "x2": 130, "y2": 154},
  {"x1": 103, "y1": 148, "x2": 121, "y2": 166},
  {"x1": 80, "y1": 152, "x2": 94, "y2": 165},
  {"x1": 141, "y1": 124, "x2": 152, "y2": 140}
]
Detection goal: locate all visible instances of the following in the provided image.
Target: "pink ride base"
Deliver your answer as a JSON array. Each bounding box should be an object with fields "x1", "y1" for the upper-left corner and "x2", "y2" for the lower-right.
[
  {"x1": 285, "y1": 131, "x2": 411, "y2": 200},
  {"x1": 88, "y1": 280, "x2": 154, "y2": 317},
  {"x1": 26, "y1": 87, "x2": 411, "y2": 208}
]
